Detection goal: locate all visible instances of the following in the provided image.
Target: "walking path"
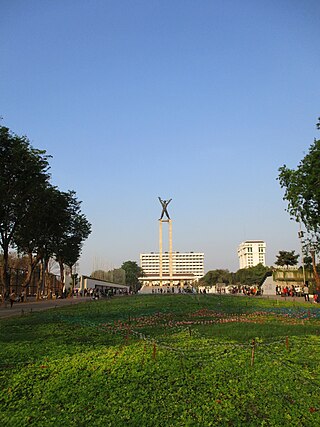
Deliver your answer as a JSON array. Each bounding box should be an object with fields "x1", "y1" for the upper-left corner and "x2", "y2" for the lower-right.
[{"x1": 0, "y1": 297, "x2": 91, "y2": 319}]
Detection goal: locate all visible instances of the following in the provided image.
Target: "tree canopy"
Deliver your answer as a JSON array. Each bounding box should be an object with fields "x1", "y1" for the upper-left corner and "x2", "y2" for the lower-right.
[
  {"x1": 0, "y1": 126, "x2": 50, "y2": 292},
  {"x1": 199, "y1": 269, "x2": 231, "y2": 286},
  {"x1": 199, "y1": 265, "x2": 271, "y2": 288},
  {"x1": 234, "y1": 264, "x2": 271, "y2": 287},
  {"x1": 53, "y1": 191, "x2": 91, "y2": 288},
  {"x1": 121, "y1": 261, "x2": 144, "y2": 293},
  {"x1": 0, "y1": 125, "x2": 91, "y2": 297},
  {"x1": 303, "y1": 256, "x2": 313, "y2": 269},
  {"x1": 278, "y1": 118, "x2": 320, "y2": 289},
  {"x1": 91, "y1": 269, "x2": 126, "y2": 285},
  {"x1": 274, "y1": 250, "x2": 299, "y2": 268}
]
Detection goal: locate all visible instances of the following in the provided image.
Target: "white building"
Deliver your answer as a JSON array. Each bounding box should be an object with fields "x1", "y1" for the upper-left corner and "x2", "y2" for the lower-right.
[
  {"x1": 237, "y1": 240, "x2": 266, "y2": 269},
  {"x1": 140, "y1": 251, "x2": 204, "y2": 282},
  {"x1": 78, "y1": 276, "x2": 130, "y2": 293}
]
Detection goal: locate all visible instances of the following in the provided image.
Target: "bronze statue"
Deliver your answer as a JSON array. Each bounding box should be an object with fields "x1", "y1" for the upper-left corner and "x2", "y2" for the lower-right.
[{"x1": 158, "y1": 197, "x2": 172, "y2": 220}]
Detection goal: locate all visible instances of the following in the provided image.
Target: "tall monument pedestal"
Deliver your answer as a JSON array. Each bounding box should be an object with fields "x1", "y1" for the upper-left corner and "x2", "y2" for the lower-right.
[
  {"x1": 159, "y1": 219, "x2": 173, "y2": 286},
  {"x1": 158, "y1": 197, "x2": 173, "y2": 286}
]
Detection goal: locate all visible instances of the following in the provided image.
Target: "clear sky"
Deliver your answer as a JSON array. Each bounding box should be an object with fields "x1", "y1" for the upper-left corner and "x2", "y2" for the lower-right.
[{"x1": 1, "y1": 0, "x2": 319, "y2": 275}]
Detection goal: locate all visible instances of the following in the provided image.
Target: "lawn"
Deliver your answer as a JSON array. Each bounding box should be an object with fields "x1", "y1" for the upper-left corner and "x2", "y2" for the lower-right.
[{"x1": 0, "y1": 294, "x2": 320, "y2": 426}]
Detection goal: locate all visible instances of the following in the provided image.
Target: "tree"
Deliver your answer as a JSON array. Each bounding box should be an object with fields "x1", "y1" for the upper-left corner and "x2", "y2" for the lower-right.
[
  {"x1": 199, "y1": 269, "x2": 231, "y2": 286},
  {"x1": 121, "y1": 261, "x2": 143, "y2": 293},
  {"x1": 0, "y1": 126, "x2": 50, "y2": 296},
  {"x1": 234, "y1": 264, "x2": 271, "y2": 287},
  {"x1": 91, "y1": 270, "x2": 109, "y2": 281},
  {"x1": 14, "y1": 185, "x2": 70, "y2": 298},
  {"x1": 0, "y1": 125, "x2": 92, "y2": 300},
  {"x1": 54, "y1": 191, "x2": 91, "y2": 294},
  {"x1": 303, "y1": 256, "x2": 313, "y2": 269},
  {"x1": 275, "y1": 250, "x2": 299, "y2": 268},
  {"x1": 278, "y1": 119, "x2": 320, "y2": 290},
  {"x1": 111, "y1": 268, "x2": 126, "y2": 285},
  {"x1": 91, "y1": 268, "x2": 125, "y2": 285}
]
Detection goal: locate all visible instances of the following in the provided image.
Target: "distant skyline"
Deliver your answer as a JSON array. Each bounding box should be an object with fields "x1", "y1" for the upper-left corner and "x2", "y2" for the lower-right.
[{"x1": 1, "y1": 1, "x2": 319, "y2": 275}]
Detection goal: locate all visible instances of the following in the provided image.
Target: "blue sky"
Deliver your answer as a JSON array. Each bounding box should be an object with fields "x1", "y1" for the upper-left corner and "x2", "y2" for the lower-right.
[{"x1": 1, "y1": 0, "x2": 319, "y2": 274}]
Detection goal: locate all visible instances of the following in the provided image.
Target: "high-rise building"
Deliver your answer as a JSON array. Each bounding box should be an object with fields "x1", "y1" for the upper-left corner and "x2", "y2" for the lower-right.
[
  {"x1": 140, "y1": 251, "x2": 204, "y2": 282},
  {"x1": 237, "y1": 240, "x2": 266, "y2": 269}
]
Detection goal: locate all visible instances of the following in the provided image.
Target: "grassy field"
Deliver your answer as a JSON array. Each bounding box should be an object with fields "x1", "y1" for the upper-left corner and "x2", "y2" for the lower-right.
[{"x1": 0, "y1": 294, "x2": 320, "y2": 426}]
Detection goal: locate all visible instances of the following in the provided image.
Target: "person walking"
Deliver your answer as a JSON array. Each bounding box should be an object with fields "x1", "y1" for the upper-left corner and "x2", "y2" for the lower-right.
[
  {"x1": 9, "y1": 290, "x2": 16, "y2": 308},
  {"x1": 303, "y1": 284, "x2": 310, "y2": 302}
]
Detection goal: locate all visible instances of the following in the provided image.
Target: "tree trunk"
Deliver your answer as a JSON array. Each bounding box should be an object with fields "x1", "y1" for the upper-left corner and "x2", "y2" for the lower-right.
[
  {"x1": 22, "y1": 252, "x2": 42, "y2": 299},
  {"x1": 310, "y1": 250, "x2": 320, "y2": 291},
  {"x1": 35, "y1": 260, "x2": 46, "y2": 300},
  {"x1": 46, "y1": 272, "x2": 51, "y2": 299},
  {"x1": 35, "y1": 273, "x2": 42, "y2": 300},
  {"x1": 22, "y1": 252, "x2": 42, "y2": 300},
  {"x1": 69, "y1": 265, "x2": 73, "y2": 296},
  {"x1": 59, "y1": 260, "x2": 65, "y2": 297},
  {"x1": 0, "y1": 244, "x2": 10, "y2": 305},
  {"x1": 42, "y1": 264, "x2": 47, "y2": 298}
]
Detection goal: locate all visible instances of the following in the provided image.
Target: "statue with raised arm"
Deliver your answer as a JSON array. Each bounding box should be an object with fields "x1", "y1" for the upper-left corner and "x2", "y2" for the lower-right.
[{"x1": 158, "y1": 197, "x2": 172, "y2": 220}]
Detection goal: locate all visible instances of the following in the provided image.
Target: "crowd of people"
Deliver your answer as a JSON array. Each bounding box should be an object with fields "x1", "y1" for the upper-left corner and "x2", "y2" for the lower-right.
[
  {"x1": 72, "y1": 287, "x2": 129, "y2": 299},
  {"x1": 276, "y1": 283, "x2": 319, "y2": 303},
  {"x1": 151, "y1": 286, "x2": 190, "y2": 294},
  {"x1": 215, "y1": 286, "x2": 261, "y2": 296},
  {"x1": 276, "y1": 284, "x2": 301, "y2": 297}
]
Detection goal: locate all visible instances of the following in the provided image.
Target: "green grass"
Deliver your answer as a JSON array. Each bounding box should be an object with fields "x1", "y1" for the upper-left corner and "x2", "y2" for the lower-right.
[{"x1": 0, "y1": 294, "x2": 320, "y2": 426}]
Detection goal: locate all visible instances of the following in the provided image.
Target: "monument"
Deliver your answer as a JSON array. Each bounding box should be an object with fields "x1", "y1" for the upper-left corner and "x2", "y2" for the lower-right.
[
  {"x1": 139, "y1": 198, "x2": 204, "y2": 293},
  {"x1": 158, "y1": 197, "x2": 173, "y2": 285},
  {"x1": 158, "y1": 197, "x2": 172, "y2": 220}
]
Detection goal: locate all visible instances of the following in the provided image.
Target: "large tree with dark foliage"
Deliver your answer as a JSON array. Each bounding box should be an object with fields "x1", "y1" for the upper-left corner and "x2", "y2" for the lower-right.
[
  {"x1": 275, "y1": 250, "x2": 299, "y2": 268},
  {"x1": 0, "y1": 126, "x2": 50, "y2": 295},
  {"x1": 234, "y1": 263, "x2": 271, "y2": 287},
  {"x1": 121, "y1": 261, "x2": 143, "y2": 293},
  {"x1": 199, "y1": 269, "x2": 232, "y2": 286},
  {"x1": 0, "y1": 125, "x2": 92, "y2": 300},
  {"x1": 278, "y1": 118, "x2": 320, "y2": 289},
  {"x1": 14, "y1": 185, "x2": 72, "y2": 298},
  {"x1": 54, "y1": 191, "x2": 91, "y2": 292}
]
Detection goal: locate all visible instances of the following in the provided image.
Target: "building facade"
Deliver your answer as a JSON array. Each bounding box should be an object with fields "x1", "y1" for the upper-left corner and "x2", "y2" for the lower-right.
[
  {"x1": 237, "y1": 240, "x2": 266, "y2": 269},
  {"x1": 140, "y1": 251, "x2": 204, "y2": 282}
]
